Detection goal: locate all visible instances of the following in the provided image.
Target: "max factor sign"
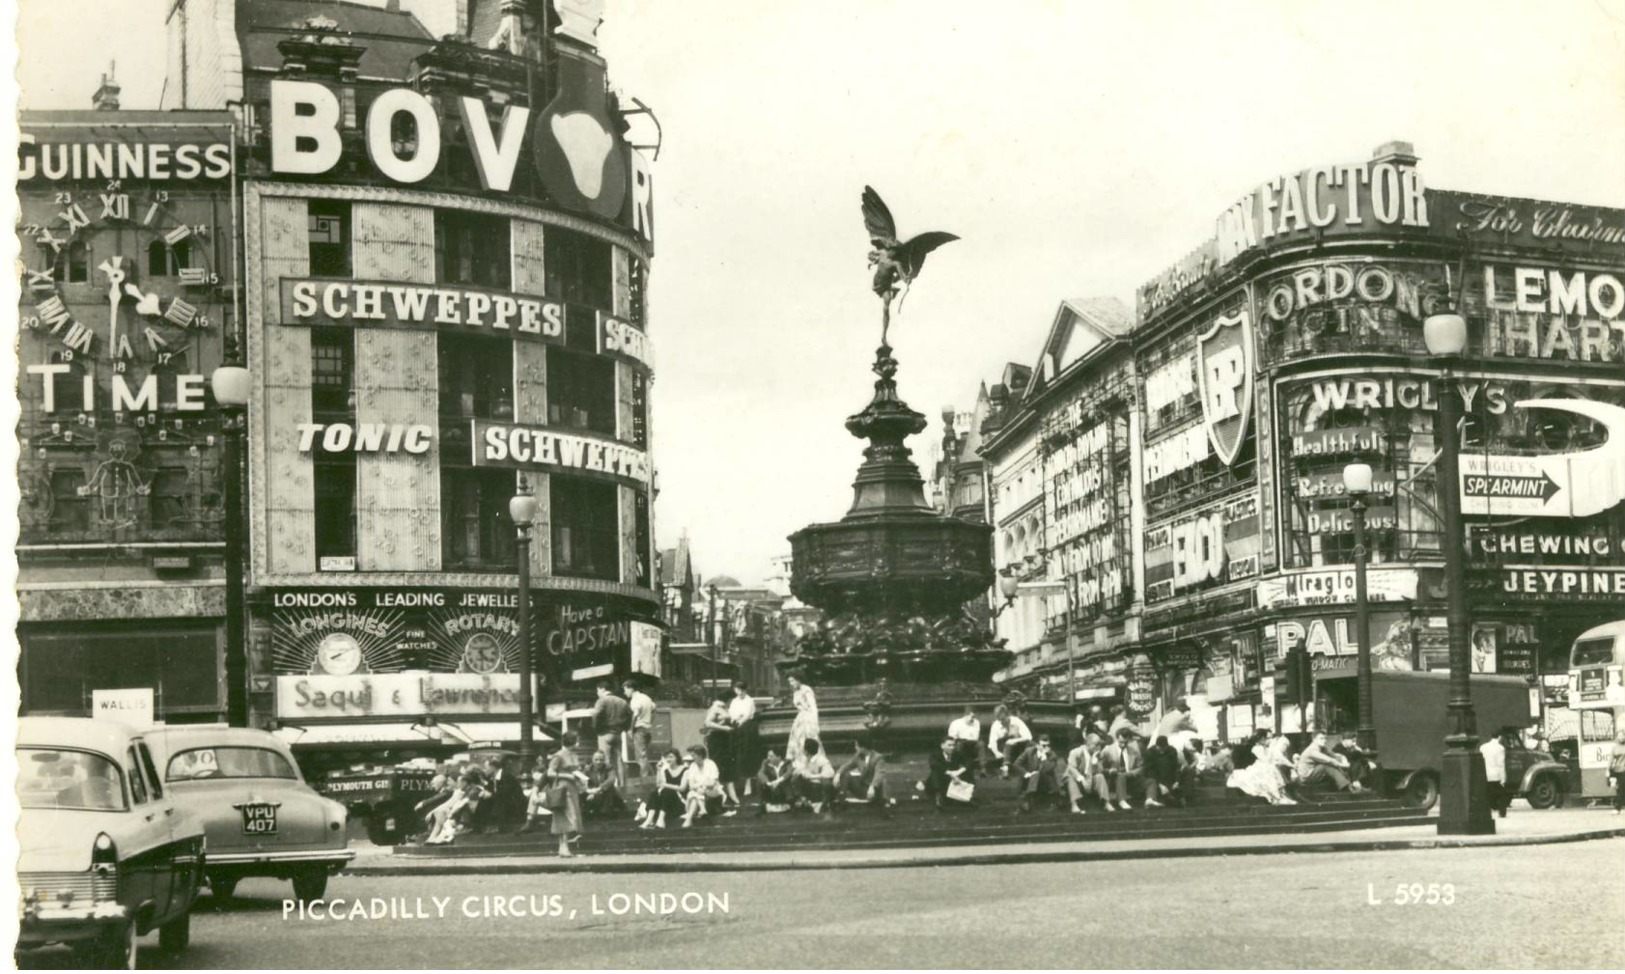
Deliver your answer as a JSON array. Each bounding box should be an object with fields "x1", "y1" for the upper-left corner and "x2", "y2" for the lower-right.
[{"x1": 473, "y1": 420, "x2": 651, "y2": 485}]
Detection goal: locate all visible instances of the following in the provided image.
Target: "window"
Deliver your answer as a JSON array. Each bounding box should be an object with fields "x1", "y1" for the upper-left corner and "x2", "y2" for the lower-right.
[
  {"x1": 628, "y1": 258, "x2": 648, "y2": 324},
  {"x1": 435, "y1": 209, "x2": 511, "y2": 289},
  {"x1": 149, "y1": 468, "x2": 190, "y2": 527},
  {"x1": 16, "y1": 749, "x2": 127, "y2": 812},
  {"x1": 630, "y1": 369, "x2": 648, "y2": 449},
  {"x1": 634, "y1": 490, "x2": 651, "y2": 588},
  {"x1": 314, "y1": 459, "x2": 357, "y2": 561},
  {"x1": 53, "y1": 239, "x2": 90, "y2": 284},
  {"x1": 126, "y1": 748, "x2": 150, "y2": 805},
  {"x1": 49, "y1": 469, "x2": 88, "y2": 531},
  {"x1": 146, "y1": 237, "x2": 192, "y2": 277},
  {"x1": 546, "y1": 348, "x2": 615, "y2": 436},
  {"x1": 544, "y1": 226, "x2": 612, "y2": 307},
  {"x1": 311, "y1": 328, "x2": 354, "y2": 418},
  {"x1": 308, "y1": 200, "x2": 350, "y2": 277},
  {"x1": 438, "y1": 335, "x2": 514, "y2": 419},
  {"x1": 551, "y1": 476, "x2": 619, "y2": 581},
  {"x1": 166, "y1": 747, "x2": 297, "y2": 782},
  {"x1": 20, "y1": 625, "x2": 223, "y2": 716},
  {"x1": 441, "y1": 468, "x2": 518, "y2": 570}
]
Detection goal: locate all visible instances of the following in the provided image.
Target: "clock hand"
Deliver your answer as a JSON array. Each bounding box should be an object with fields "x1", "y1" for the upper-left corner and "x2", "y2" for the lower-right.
[{"x1": 98, "y1": 256, "x2": 127, "y2": 358}]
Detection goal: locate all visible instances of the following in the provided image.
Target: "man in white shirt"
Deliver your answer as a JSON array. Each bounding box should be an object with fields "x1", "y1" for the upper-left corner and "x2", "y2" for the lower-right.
[
  {"x1": 988, "y1": 707, "x2": 1033, "y2": 777},
  {"x1": 622, "y1": 680, "x2": 656, "y2": 780},
  {"x1": 1481, "y1": 728, "x2": 1509, "y2": 819},
  {"x1": 946, "y1": 706, "x2": 982, "y2": 775},
  {"x1": 793, "y1": 738, "x2": 837, "y2": 820},
  {"x1": 1295, "y1": 732, "x2": 1357, "y2": 793}
]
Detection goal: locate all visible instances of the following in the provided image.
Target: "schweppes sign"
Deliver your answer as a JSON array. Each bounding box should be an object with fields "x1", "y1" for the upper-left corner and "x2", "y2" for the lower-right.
[{"x1": 267, "y1": 77, "x2": 652, "y2": 241}]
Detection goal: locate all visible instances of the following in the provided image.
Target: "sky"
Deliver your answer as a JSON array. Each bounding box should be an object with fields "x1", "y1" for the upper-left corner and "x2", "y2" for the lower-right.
[{"x1": 14, "y1": 0, "x2": 1625, "y2": 585}]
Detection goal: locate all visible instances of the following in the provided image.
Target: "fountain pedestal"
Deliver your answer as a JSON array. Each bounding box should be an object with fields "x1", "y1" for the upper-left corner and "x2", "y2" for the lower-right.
[{"x1": 765, "y1": 345, "x2": 1070, "y2": 771}]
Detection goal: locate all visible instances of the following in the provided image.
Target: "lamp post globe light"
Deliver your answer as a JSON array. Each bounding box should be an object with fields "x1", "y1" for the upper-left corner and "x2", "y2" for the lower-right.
[
  {"x1": 1423, "y1": 311, "x2": 1494, "y2": 835},
  {"x1": 509, "y1": 477, "x2": 541, "y2": 773},
  {"x1": 211, "y1": 357, "x2": 252, "y2": 727},
  {"x1": 1342, "y1": 462, "x2": 1379, "y2": 785}
]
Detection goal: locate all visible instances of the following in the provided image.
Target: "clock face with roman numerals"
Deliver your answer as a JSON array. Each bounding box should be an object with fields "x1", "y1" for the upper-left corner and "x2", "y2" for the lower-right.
[{"x1": 19, "y1": 180, "x2": 221, "y2": 376}]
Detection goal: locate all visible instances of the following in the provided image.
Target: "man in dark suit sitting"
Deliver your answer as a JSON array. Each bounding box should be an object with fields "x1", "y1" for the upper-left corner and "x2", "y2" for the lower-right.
[
  {"x1": 925, "y1": 735, "x2": 973, "y2": 810},
  {"x1": 1099, "y1": 728, "x2": 1148, "y2": 811},
  {"x1": 1013, "y1": 734, "x2": 1067, "y2": 813}
]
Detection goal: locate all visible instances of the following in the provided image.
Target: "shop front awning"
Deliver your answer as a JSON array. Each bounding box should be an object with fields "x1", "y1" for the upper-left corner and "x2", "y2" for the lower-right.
[
  {"x1": 435, "y1": 721, "x2": 555, "y2": 747},
  {"x1": 272, "y1": 721, "x2": 554, "y2": 748},
  {"x1": 273, "y1": 723, "x2": 430, "y2": 747}
]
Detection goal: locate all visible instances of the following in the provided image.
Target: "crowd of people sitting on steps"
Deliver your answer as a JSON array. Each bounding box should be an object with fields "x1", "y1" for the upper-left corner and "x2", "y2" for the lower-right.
[{"x1": 404, "y1": 686, "x2": 1386, "y2": 852}]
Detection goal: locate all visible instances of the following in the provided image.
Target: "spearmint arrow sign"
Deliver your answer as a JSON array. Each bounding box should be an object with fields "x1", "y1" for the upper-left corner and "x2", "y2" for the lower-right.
[{"x1": 1460, "y1": 399, "x2": 1625, "y2": 518}]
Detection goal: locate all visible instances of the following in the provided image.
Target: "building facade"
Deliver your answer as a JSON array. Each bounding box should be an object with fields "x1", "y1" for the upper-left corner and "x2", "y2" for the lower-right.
[
  {"x1": 987, "y1": 142, "x2": 1625, "y2": 743},
  {"x1": 169, "y1": 0, "x2": 661, "y2": 756},
  {"x1": 15, "y1": 107, "x2": 240, "y2": 723}
]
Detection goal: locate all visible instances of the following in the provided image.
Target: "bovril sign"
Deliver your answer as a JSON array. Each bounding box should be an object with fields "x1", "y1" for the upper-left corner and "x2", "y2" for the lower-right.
[{"x1": 268, "y1": 78, "x2": 652, "y2": 239}]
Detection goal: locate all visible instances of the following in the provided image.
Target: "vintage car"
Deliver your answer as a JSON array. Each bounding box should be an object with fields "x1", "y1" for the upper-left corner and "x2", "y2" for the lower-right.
[
  {"x1": 145, "y1": 725, "x2": 354, "y2": 902},
  {"x1": 16, "y1": 716, "x2": 207, "y2": 968}
]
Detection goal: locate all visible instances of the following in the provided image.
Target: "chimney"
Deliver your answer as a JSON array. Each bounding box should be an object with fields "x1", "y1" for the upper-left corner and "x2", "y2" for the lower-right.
[
  {"x1": 1371, "y1": 140, "x2": 1418, "y2": 167},
  {"x1": 92, "y1": 62, "x2": 120, "y2": 111}
]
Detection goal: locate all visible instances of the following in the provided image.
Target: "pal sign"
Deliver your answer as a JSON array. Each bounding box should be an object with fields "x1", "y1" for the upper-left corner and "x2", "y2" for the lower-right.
[{"x1": 92, "y1": 688, "x2": 155, "y2": 729}]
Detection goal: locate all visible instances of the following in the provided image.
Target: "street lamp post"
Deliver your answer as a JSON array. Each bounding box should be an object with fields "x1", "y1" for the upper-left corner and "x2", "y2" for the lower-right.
[
  {"x1": 509, "y1": 477, "x2": 540, "y2": 774},
  {"x1": 211, "y1": 355, "x2": 251, "y2": 727},
  {"x1": 707, "y1": 584, "x2": 721, "y2": 687},
  {"x1": 1344, "y1": 462, "x2": 1379, "y2": 788},
  {"x1": 1424, "y1": 311, "x2": 1495, "y2": 835}
]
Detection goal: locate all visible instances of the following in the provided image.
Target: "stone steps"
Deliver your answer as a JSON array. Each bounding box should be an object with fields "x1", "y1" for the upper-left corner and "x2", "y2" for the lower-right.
[{"x1": 397, "y1": 792, "x2": 1427, "y2": 858}]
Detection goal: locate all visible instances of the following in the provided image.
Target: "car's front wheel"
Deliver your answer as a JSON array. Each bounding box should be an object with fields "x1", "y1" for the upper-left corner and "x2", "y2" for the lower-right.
[
  {"x1": 77, "y1": 919, "x2": 136, "y2": 969},
  {"x1": 1403, "y1": 773, "x2": 1440, "y2": 811},
  {"x1": 292, "y1": 871, "x2": 328, "y2": 902},
  {"x1": 158, "y1": 910, "x2": 191, "y2": 953}
]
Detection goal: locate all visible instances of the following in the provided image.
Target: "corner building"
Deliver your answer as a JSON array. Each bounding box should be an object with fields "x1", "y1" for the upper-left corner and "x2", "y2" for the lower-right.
[
  {"x1": 1134, "y1": 141, "x2": 1625, "y2": 741},
  {"x1": 168, "y1": 0, "x2": 661, "y2": 757}
]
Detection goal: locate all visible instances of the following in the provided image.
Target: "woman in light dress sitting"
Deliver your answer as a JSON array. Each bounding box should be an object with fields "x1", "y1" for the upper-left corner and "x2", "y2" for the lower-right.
[{"x1": 1226, "y1": 730, "x2": 1298, "y2": 805}]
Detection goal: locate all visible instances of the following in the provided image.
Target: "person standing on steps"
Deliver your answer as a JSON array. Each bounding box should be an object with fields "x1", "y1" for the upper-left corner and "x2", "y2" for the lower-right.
[
  {"x1": 786, "y1": 675, "x2": 821, "y2": 770},
  {"x1": 701, "y1": 690, "x2": 739, "y2": 808},
  {"x1": 623, "y1": 680, "x2": 656, "y2": 783},
  {"x1": 591, "y1": 683, "x2": 632, "y2": 789},
  {"x1": 729, "y1": 680, "x2": 759, "y2": 810},
  {"x1": 543, "y1": 731, "x2": 588, "y2": 857}
]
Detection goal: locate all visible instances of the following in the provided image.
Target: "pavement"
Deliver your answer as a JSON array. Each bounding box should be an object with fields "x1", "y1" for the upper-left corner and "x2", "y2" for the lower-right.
[
  {"x1": 342, "y1": 805, "x2": 1625, "y2": 875},
  {"x1": 20, "y1": 841, "x2": 1625, "y2": 968}
]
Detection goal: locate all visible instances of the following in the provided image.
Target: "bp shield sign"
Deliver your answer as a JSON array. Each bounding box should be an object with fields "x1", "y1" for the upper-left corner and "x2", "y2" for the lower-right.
[{"x1": 1197, "y1": 306, "x2": 1254, "y2": 466}]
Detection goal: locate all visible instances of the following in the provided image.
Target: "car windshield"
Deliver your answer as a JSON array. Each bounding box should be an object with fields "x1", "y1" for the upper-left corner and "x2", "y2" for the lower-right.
[
  {"x1": 1572, "y1": 637, "x2": 1617, "y2": 667},
  {"x1": 167, "y1": 747, "x2": 298, "y2": 782},
  {"x1": 17, "y1": 748, "x2": 128, "y2": 812}
]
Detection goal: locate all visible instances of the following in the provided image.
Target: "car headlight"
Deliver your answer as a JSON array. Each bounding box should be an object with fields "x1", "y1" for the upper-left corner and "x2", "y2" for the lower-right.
[{"x1": 92, "y1": 832, "x2": 117, "y2": 869}]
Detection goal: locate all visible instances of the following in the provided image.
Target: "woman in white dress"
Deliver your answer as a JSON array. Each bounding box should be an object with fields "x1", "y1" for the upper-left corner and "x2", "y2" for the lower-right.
[
  {"x1": 1226, "y1": 730, "x2": 1297, "y2": 805},
  {"x1": 786, "y1": 675, "x2": 820, "y2": 770}
]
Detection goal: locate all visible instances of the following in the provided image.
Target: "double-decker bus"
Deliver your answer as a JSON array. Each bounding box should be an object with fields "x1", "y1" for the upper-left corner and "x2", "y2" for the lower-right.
[{"x1": 1565, "y1": 619, "x2": 1625, "y2": 800}]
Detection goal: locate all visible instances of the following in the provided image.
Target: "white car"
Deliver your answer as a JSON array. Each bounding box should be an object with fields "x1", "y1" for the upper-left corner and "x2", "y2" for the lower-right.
[{"x1": 16, "y1": 716, "x2": 207, "y2": 968}]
